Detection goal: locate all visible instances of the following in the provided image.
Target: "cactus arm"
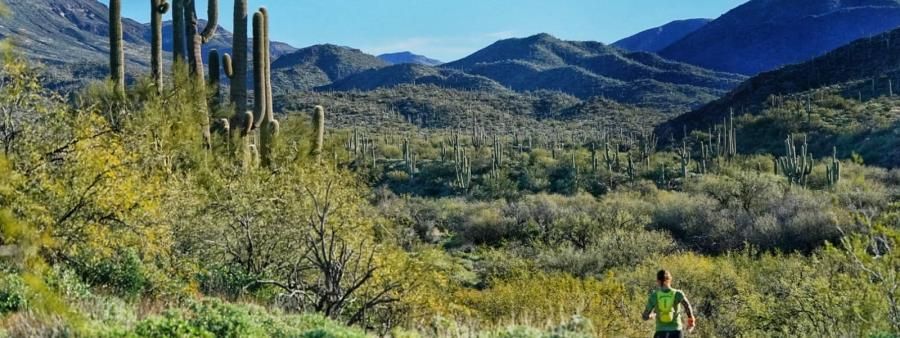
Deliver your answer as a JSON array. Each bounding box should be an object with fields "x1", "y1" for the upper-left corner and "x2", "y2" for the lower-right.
[
  {"x1": 200, "y1": 0, "x2": 219, "y2": 43},
  {"x1": 222, "y1": 53, "x2": 234, "y2": 79}
]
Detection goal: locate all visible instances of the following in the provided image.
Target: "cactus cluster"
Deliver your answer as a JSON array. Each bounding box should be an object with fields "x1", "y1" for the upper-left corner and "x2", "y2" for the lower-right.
[
  {"x1": 777, "y1": 135, "x2": 813, "y2": 185},
  {"x1": 102, "y1": 1, "x2": 335, "y2": 169},
  {"x1": 452, "y1": 131, "x2": 471, "y2": 189}
]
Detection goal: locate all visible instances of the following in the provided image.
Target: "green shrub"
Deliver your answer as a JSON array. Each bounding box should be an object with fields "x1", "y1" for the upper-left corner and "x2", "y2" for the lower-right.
[{"x1": 0, "y1": 273, "x2": 28, "y2": 313}]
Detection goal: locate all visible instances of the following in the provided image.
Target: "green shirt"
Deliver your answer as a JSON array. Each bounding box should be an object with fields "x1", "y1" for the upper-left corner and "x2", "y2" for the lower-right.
[{"x1": 645, "y1": 288, "x2": 685, "y2": 332}]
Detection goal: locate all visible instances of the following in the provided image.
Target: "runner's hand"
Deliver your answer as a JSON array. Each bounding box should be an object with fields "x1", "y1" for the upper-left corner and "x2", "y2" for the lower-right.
[{"x1": 687, "y1": 317, "x2": 696, "y2": 333}]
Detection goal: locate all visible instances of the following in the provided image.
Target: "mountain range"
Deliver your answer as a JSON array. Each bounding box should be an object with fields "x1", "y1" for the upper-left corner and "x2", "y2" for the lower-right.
[
  {"x1": 271, "y1": 44, "x2": 388, "y2": 93},
  {"x1": 437, "y1": 33, "x2": 745, "y2": 110},
  {"x1": 658, "y1": 25, "x2": 900, "y2": 139},
  {"x1": 0, "y1": 0, "x2": 297, "y2": 90},
  {"x1": 378, "y1": 52, "x2": 443, "y2": 66},
  {"x1": 658, "y1": 0, "x2": 900, "y2": 75},
  {"x1": 612, "y1": 18, "x2": 711, "y2": 53},
  {"x1": 6, "y1": 0, "x2": 900, "y2": 121}
]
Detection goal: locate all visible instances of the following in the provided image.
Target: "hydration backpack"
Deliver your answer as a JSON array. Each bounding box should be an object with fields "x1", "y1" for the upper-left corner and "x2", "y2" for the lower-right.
[{"x1": 656, "y1": 289, "x2": 677, "y2": 323}]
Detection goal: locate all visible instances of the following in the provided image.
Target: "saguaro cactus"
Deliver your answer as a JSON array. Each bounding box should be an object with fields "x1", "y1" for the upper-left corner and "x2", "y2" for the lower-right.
[
  {"x1": 231, "y1": 0, "x2": 249, "y2": 131},
  {"x1": 260, "y1": 8, "x2": 274, "y2": 129},
  {"x1": 679, "y1": 139, "x2": 691, "y2": 178},
  {"x1": 200, "y1": 0, "x2": 219, "y2": 42},
  {"x1": 312, "y1": 106, "x2": 325, "y2": 158},
  {"x1": 171, "y1": 0, "x2": 186, "y2": 63},
  {"x1": 827, "y1": 146, "x2": 841, "y2": 186},
  {"x1": 777, "y1": 135, "x2": 813, "y2": 185},
  {"x1": 208, "y1": 49, "x2": 221, "y2": 111},
  {"x1": 150, "y1": 0, "x2": 169, "y2": 93},
  {"x1": 255, "y1": 8, "x2": 280, "y2": 167},
  {"x1": 183, "y1": 0, "x2": 217, "y2": 77},
  {"x1": 108, "y1": 0, "x2": 124, "y2": 97},
  {"x1": 251, "y1": 11, "x2": 266, "y2": 129}
]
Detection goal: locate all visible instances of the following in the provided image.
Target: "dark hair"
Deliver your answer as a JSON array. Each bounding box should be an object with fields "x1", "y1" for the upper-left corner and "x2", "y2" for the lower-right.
[{"x1": 657, "y1": 270, "x2": 672, "y2": 282}]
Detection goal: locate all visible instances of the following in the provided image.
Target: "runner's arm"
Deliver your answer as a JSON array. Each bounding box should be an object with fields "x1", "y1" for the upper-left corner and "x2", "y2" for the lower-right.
[
  {"x1": 642, "y1": 292, "x2": 655, "y2": 320},
  {"x1": 680, "y1": 294, "x2": 695, "y2": 319}
]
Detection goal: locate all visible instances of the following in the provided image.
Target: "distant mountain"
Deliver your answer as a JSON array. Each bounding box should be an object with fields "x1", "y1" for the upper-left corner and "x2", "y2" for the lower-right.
[
  {"x1": 660, "y1": 0, "x2": 900, "y2": 75},
  {"x1": 439, "y1": 33, "x2": 746, "y2": 111},
  {"x1": 271, "y1": 44, "x2": 389, "y2": 93},
  {"x1": 322, "y1": 63, "x2": 505, "y2": 92},
  {"x1": 657, "y1": 26, "x2": 900, "y2": 138},
  {"x1": 378, "y1": 52, "x2": 443, "y2": 66},
  {"x1": 155, "y1": 20, "x2": 297, "y2": 63},
  {"x1": 612, "y1": 19, "x2": 711, "y2": 52},
  {"x1": 0, "y1": 0, "x2": 297, "y2": 91},
  {"x1": 0, "y1": 0, "x2": 152, "y2": 89}
]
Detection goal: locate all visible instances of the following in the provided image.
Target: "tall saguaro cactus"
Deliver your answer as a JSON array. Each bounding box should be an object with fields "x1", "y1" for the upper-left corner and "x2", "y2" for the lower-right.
[
  {"x1": 253, "y1": 9, "x2": 280, "y2": 166},
  {"x1": 150, "y1": 0, "x2": 169, "y2": 93},
  {"x1": 312, "y1": 106, "x2": 325, "y2": 158},
  {"x1": 182, "y1": 0, "x2": 218, "y2": 77},
  {"x1": 260, "y1": 7, "x2": 274, "y2": 129},
  {"x1": 108, "y1": 0, "x2": 125, "y2": 97},
  {"x1": 208, "y1": 49, "x2": 221, "y2": 111},
  {"x1": 252, "y1": 11, "x2": 266, "y2": 129},
  {"x1": 231, "y1": 0, "x2": 249, "y2": 131},
  {"x1": 171, "y1": 0, "x2": 186, "y2": 63},
  {"x1": 827, "y1": 146, "x2": 841, "y2": 186}
]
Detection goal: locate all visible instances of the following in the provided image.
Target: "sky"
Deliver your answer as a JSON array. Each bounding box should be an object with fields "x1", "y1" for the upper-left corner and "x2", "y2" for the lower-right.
[{"x1": 105, "y1": 0, "x2": 747, "y2": 62}]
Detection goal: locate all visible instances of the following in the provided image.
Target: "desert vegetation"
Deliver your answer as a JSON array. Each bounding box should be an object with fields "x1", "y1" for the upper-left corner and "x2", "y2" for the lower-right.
[{"x1": 0, "y1": 0, "x2": 899, "y2": 337}]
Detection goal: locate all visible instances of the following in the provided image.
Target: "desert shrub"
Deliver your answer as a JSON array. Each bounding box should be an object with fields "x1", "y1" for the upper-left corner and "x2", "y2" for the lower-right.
[
  {"x1": 127, "y1": 299, "x2": 368, "y2": 338},
  {"x1": 537, "y1": 229, "x2": 675, "y2": 278},
  {"x1": 0, "y1": 272, "x2": 27, "y2": 313},
  {"x1": 456, "y1": 272, "x2": 643, "y2": 337},
  {"x1": 77, "y1": 248, "x2": 148, "y2": 298},
  {"x1": 654, "y1": 175, "x2": 842, "y2": 253}
]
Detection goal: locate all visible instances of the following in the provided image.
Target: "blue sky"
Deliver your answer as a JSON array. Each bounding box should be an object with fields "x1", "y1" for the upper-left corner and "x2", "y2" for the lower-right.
[{"x1": 105, "y1": 0, "x2": 747, "y2": 62}]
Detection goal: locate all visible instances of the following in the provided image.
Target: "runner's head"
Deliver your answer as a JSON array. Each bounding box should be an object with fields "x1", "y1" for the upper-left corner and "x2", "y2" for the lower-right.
[{"x1": 657, "y1": 269, "x2": 672, "y2": 287}]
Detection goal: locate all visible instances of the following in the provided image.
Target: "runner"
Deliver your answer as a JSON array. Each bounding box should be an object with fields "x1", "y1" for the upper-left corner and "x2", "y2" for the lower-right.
[{"x1": 642, "y1": 270, "x2": 696, "y2": 338}]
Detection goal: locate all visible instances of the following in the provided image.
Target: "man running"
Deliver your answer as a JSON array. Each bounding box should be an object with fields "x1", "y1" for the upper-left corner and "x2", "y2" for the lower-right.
[{"x1": 642, "y1": 270, "x2": 696, "y2": 338}]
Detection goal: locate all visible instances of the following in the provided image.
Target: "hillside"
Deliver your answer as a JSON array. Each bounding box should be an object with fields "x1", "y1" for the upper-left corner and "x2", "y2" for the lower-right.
[
  {"x1": 612, "y1": 18, "x2": 711, "y2": 52},
  {"x1": 439, "y1": 33, "x2": 745, "y2": 110},
  {"x1": 659, "y1": 26, "x2": 900, "y2": 139},
  {"x1": 0, "y1": 0, "x2": 297, "y2": 91},
  {"x1": 270, "y1": 44, "x2": 389, "y2": 93},
  {"x1": 378, "y1": 51, "x2": 443, "y2": 66},
  {"x1": 660, "y1": 0, "x2": 900, "y2": 75},
  {"x1": 276, "y1": 85, "x2": 668, "y2": 134},
  {"x1": 0, "y1": 0, "x2": 152, "y2": 89},
  {"x1": 322, "y1": 63, "x2": 506, "y2": 92}
]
